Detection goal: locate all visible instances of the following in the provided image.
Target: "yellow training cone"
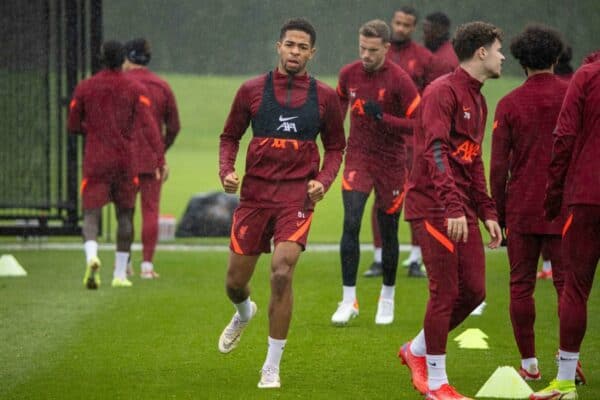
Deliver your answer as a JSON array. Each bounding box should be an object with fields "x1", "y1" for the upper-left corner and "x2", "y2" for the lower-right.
[
  {"x1": 476, "y1": 366, "x2": 533, "y2": 399},
  {"x1": 0, "y1": 254, "x2": 27, "y2": 276},
  {"x1": 454, "y1": 328, "x2": 489, "y2": 349}
]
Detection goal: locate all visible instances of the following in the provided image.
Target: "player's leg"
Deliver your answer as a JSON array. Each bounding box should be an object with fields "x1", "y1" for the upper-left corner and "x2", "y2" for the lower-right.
[
  {"x1": 82, "y1": 208, "x2": 102, "y2": 289},
  {"x1": 112, "y1": 206, "x2": 134, "y2": 287},
  {"x1": 375, "y1": 208, "x2": 400, "y2": 324},
  {"x1": 544, "y1": 235, "x2": 564, "y2": 299},
  {"x1": 257, "y1": 207, "x2": 312, "y2": 388},
  {"x1": 219, "y1": 206, "x2": 267, "y2": 354},
  {"x1": 110, "y1": 175, "x2": 138, "y2": 287},
  {"x1": 557, "y1": 207, "x2": 599, "y2": 384},
  {"x1": 532, "y1": 206, "x2": 600, "y2": 399},
  {"x1": 447, "y1": 224, "x2": 486, "y2": 329},
  {"x1": 399, "y1": 218, "x2": 459, "y2": 395},
  {"x1": 81, "y1": 176, "x2": 109, "y2": 289},
  {"x1": 364, "y1": 204, "x2": 383, "y2": 277},
  {"x1": 333, "y1": 190, "x2": 368, "y2": 324},
  {"x1": 139, "y1": 173, "x2": 161, "y2": 278},
  {"x1": 372, "y1": 169, "x2": 403, "y2": 324},
  {"x1": 506, "y1": 231, "x2": 542, "y2": 380},
  {"x1": 537, "y1": 238, "x2": 553, "y2": 280}
]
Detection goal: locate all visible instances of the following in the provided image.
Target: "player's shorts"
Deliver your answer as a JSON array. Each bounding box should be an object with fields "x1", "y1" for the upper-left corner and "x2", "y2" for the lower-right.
[
  {"x1": 341, "y1": 158, "x2": 406, "y2": 214},
  {"x1": 229, "y1": 206, "x2": 314, "y2": 255},
  {"x1": 80, "y1": 173, "x2": 139, "y2": 210}
]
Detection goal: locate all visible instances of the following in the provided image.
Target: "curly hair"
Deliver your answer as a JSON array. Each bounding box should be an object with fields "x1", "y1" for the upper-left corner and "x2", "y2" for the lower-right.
[
  {"x1": 280, "y1": 18, "x2": 316, "y2": 47},
  {"x1": 510, "y1": 25, "x2": 564, "y2": 70},
  {"x1": 453, "y1": 21, "x2": 503, "y2": 62}
]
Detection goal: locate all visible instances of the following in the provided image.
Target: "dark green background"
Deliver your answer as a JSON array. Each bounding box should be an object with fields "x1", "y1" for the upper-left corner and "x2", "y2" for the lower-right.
[{"x1": 104, "y1": 0, "x2": 599, "y2": 76}]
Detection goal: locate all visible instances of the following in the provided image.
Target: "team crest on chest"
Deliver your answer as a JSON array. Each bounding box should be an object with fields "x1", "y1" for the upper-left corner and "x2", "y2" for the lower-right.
[{"x1": 349, "y1": 87, "x2": 357, "y2": 99}]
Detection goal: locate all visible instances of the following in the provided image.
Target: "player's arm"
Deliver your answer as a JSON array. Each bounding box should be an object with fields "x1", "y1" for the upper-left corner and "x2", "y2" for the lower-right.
[
  {"x1": 489, "y1": 98, "x2": 512, "y2": 228},
  {"x1": 67, "y1": 85, "x2": 85, "y2": 134},
  {"x1": 545, "y1": 70, "x2": 584, "y2": 220},
  {"x1": 163, "y1": 85, "x2": 181, "y2": 151},
  {"x1": 421, "y1": 86, "x2": 468, "y2": 242},
  {"x1": 335, "y1": 68, "x2": 350, "y2": 119},
  {"x1": 313, "y1": 86, "x2": 346, "y2": 198},
  {"x1": 219, "y1": 83, "x2": 252, "y2": 193},
  {"x1": 134, "y1": 93, "x2": 166, "y2": 172}
]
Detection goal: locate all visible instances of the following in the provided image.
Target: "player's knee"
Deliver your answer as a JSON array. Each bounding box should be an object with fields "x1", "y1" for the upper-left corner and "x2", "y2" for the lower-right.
[
  {"x1": 343, "y1": 214, "x2": 362, "y2": 234},
  {"x1": 270, "y1": 268, "x2": 292, "y2": 297}
]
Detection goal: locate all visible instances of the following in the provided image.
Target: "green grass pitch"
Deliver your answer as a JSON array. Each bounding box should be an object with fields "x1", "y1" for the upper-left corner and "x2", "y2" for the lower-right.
[{"x1": 1, "y1": 74, "x2": 598, "y2": 398}]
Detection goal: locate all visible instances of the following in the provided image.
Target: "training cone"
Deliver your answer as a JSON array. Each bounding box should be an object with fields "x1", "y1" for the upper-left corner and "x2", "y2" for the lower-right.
[
  {"x1": 475, "y1": 366, "x2": 533, "y2": 399},
  {"x1": 454, "y1": 328, "x2": 489, "y2": 349},
  {"x1": 0, "y1": 254, "x2": 27, "y2": 277}
]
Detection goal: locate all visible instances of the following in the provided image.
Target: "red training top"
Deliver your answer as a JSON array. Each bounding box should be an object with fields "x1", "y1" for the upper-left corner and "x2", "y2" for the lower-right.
[
  {"x1": 219, "y1": 69, "x2": 346, "y2": 209},
  {"x1": 387, "y1": 40, "x2": 439, "y2": 93},
  {"x1": 546, "y1": 60, "x2": 600, "y2": 210},
  {"x1": 336, "y1": 58, "x2": 420, "y2": 165},
  {"x1": 431, "y1": 40, "x2": 459, "y2": 77},
  {"x1": 405, "y1": 67, "x2": 497, "y2": 224},
  {"x1": 127, "y1": 67, "x2": 180, "y2": 173},
  {"x1": 68, "y1": 69, "x2": 164, "y2": 178},
  {"x1": 490, "y1": 73, "x2": 568, "y2": 234}
]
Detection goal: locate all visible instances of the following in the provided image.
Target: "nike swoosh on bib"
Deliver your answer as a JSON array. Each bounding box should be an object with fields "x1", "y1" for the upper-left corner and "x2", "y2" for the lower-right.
[{"x1": 279, "y1": 115, "x2": 299, "y2": 122}]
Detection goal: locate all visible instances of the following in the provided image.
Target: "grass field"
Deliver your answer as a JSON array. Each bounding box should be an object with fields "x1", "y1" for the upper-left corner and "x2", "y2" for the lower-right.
[
  {"x1": 1, "y1": 248, "x2": 598, "y2": 399},
  {"x1": 1, "y1": 73, "x2": 598, "y2": 399}
]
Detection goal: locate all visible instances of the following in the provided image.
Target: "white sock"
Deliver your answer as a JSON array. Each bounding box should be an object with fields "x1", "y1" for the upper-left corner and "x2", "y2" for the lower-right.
[
  {"x1": 521, "y1": 357, "x2": 539, "y2": 372},
  {"x1": 342, "y1": 285, "x2": 356, "y2": 303},
  {"x1": 234, "y1": 297, "x2": 254, "y2": 322},
  {"x1": 141, "y1": 261, "x2": 154, "y2": 273},
  {"x1": 380, "y1": 284, "x2": 395, "y2": 300},
  {"x1": 410, "y1": 329, "x2": 427, "y2": 356},
  {"x1": 426, "y1": 354, "x2": 448, "y2": 391},
  {"x1": 114, "y1": 252, "x2": 129, "y2": 279},
  {"x1": 557, "y1": 350, "x2": 579, "y2": 381},
  {"x1": 263, "y1": 336, "x2": 286, "y2": 370},
  {"x1": 84, "y1": 240, "x2": 98, "y2": 263},
  {"x1": 409, "y1": 246, "x2": 422, "y2": 263},
  {"x1": 542, "y1": 260, "x2": 552, "y2": 272},
  {"x1": 374, "y1": 247, "x2": 382, "y2": 263}
]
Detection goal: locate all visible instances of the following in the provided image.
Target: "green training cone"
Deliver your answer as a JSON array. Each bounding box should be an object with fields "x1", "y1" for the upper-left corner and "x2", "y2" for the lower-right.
[{"x1": 476, "y1": 366, "x2": 533, "y2": 399}]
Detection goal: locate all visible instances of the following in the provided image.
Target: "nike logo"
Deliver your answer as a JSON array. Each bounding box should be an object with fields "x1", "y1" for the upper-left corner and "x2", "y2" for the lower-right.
[
  {"x1": 428, "y1": 362, "x2": 437, "y2": 367},
  {"x1": 279, "y1": 115, "x2": 299, "y2": 122},
  {"x1": 296, "y1": 221, "x2": 304, "y2": 227},
  {"x1": 462, "y1": 106, "x2": 471, "y2": 112}
]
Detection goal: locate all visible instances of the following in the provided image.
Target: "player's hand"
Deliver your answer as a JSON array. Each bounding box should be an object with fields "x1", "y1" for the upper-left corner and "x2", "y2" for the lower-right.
[
  {"x1": 307, "y1": 180, "x2": 325, "y2": 203},
  {"x1": 223, "y1": 172, "x2": 240, "y2": 194},
  {"x1": 447, "y1": 215, "x2": 468, "y2": 243},
  {"x1": 543, "y1": 193, "x2": 561, "y2": 221},
  {"x1": 485, "y1": 219, "x2": 502, "y2": 249},
  {"x1": 158, "y1": 164, "x2": 169, "y2": 182},
  {"x1": 364, "y1": 100, "x2": 383, "y2": 121}
]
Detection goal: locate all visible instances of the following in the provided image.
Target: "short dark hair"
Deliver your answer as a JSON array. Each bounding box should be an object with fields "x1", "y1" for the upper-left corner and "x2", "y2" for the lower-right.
[
  {"x1": 100, "y1": 40, "x2": 125, "y2": 70},
  {"x1": 395, "y1": 5, "x2": 418, "y2": 23},
  {"x1": 452, "y1": 21, "x2": 503, "y2": 62},
  {"x1": 280, "y1": 18, "x2": 316, "y2": 47},
  {"x1": 510, "y1": 25, "x2": 563, "y2": 70},
  {"x1": 425, "y1": 12, "x2": 451, "y2": 31},
  {"x1": 125, "y1": 37, "x2": 152, "y2": 66},
  {"x1": 359, "y1": 19, "x2": 391, "y2": 43}
]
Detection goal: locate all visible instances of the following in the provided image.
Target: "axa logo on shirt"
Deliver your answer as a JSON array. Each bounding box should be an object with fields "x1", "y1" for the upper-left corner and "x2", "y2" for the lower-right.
[
  {"x1": 451, "y1": 140, "x2": 480, "y2": 162},
  {"x1": 277, "y1": 115, "x2": 299, "y2": 133}
]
